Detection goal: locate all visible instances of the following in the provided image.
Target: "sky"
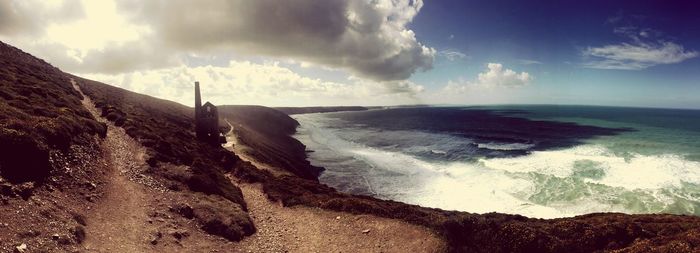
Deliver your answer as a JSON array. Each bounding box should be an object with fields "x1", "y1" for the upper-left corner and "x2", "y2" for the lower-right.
[{"x1": 1, "y1": 0, "x2": 699, "y2": 109}]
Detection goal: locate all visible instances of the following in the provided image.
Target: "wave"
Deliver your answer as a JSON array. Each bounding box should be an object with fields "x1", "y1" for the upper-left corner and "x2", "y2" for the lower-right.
[{"x1": 294, "y1": 114, "x2": 700, "y2": 218}]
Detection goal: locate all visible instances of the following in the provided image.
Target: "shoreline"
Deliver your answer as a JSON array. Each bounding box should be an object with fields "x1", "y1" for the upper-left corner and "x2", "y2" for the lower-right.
[{"x1": 222, "y1": 105, "x2": 700, "y2": 252}]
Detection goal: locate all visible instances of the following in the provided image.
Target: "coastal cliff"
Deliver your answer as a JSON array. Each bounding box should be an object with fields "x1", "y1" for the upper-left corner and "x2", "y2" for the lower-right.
[{"x1": 1, "y1": 40, "x2": 699, "y2": 252}]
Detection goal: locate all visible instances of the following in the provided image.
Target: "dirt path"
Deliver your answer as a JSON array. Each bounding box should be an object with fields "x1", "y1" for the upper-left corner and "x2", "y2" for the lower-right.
[
  {"x1": 230, "y1": 183, "x2": 446, "y2": 253},
  {"x1": 224, "y1": 128, "x2": 447, "y2": 253},
  {"x1": 73, "y1": 80, "x2": 154, "y2": 252}
]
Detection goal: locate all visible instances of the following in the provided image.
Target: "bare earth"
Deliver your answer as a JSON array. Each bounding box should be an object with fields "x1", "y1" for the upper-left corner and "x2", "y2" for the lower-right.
[
  {"x1": 74, "y1": 80, "x2": 155, "y2": 252},
  {"x1": 231, "y1": 183, "x2": 446, "y2": 253}
]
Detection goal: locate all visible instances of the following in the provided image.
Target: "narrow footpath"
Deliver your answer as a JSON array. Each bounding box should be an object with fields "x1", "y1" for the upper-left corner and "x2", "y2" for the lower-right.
[{"x1": 73, "y1": 80, "x2": 154, "y2": 252}]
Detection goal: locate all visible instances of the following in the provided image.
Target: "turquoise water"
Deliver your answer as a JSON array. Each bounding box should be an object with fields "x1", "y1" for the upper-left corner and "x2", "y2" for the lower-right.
[{"x1": 293, "y1": 106, "x2": 700, "y2": 218}]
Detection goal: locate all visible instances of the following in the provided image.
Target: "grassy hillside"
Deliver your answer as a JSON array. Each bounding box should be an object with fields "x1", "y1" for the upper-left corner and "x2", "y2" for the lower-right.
[
  {"x1": 0, "y1": 41, "x2": 108, "y2": 252},
  {"x1": 0, "y1": 40, "x2": 259, "y2": 250},
  {"x1": 0, "y1": 41, "x2": 105, "y2": 183}
]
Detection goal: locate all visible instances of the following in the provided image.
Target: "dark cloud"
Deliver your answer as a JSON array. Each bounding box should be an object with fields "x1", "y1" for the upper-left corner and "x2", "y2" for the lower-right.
[
  {"x1": 77, "y1": 40, "x2": 180, "y2": 74},
  {"x1": 116, "y1": 0, "x2": 434, "y2": 81},
  {"x1": 0, "y1": 0, "x2": 84, "y2": 36},
  {"x1": 1, "y1": 0, "x2": 434, "y2": 82}
]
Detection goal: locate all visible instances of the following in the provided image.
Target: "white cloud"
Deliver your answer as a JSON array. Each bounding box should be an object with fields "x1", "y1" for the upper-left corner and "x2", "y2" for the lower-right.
[
  {"x1": 582, "y1": 42, "x2": 698, "y2": 70},
  {"x1": 82, "y1": 61, "x2": 425, "y2": 107},
  {"x1": 439, "y1": 49, "x2": 467, "y2": 61},
  {"x1": 583, "y1": 25, "x2": 697, "y2": 70},
  {"x1": 441, "y1": 63, "x2": 532, "y2": 95},
  {"x1": 477, "y1": 63, "x2": 532, "y2": 87},
  {"x1": 518, "y1": 59, "x2": 542, "y2": 65}
]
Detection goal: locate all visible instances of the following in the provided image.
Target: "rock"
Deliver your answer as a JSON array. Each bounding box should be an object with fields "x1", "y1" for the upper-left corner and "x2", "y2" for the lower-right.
[
  {"x1": 71, "y1": 226, "x2": 86, "y2": 243},
  {"x1": 15, "y1": 243, "x2": 27, "y2": 253},
  {"x1": 336, "y1": 216, "x2": 341, "y2": 220},
  {"x1": 362, "y1": 229, "x2": 371, "y2": 234},
  {"x1": 52, "y1": 233, "x2": 60, "y2": 240},
  {"x1": 170, "y1": 203, "x2": 194, "y2": 219},
  {"x1": 57, "y1": 235, "x2": 72, "y2": 245},
  {"x1": 149, "y1": 231, "x2": 162, "y2": 245},
  {"x1": 170, "y1": 229, "x2": 190, "y2": 240},
  {"x1": 13, "y1": 182, "x2": 35, "y2": 200},
  {"x1": 71, "y1": 212, "x2": 87, "y2": 226},
  {"x1": 0, "y1": 183, "x2": 13, "y2": 196}
]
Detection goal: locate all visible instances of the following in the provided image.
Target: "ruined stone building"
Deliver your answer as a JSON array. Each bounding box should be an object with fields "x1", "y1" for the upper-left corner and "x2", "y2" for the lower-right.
[{"x1": 194, "y1": 81, "x2": 226, "y2": 144}]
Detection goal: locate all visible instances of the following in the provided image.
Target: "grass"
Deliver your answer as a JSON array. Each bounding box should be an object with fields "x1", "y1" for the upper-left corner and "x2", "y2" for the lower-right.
[{"x1": 0, "y1": 41, "x2": 105, "y2": 183}]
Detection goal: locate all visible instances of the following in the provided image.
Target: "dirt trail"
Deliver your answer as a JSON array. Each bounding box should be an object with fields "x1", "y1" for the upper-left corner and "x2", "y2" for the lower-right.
[
  {"x1": 73, "y1": 80, "x2": 154, "y2": 252},
  {"x1": 224, "y1": 129, "x2": 447, "y2": 253},
  {"x1": 230, "y1": 183, "x2": 446, "y2": 253}
]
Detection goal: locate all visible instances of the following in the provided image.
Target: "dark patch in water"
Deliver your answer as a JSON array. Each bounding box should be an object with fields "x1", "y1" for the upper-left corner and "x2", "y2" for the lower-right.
[{"x1": 325, "y1": 107, "x2": 634, "y2": 159}]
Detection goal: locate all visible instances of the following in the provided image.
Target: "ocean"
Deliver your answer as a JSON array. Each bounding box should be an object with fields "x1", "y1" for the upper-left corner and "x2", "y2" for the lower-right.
[{"x1": 292, "y1": 105, "x2": 700, "y2": 218}]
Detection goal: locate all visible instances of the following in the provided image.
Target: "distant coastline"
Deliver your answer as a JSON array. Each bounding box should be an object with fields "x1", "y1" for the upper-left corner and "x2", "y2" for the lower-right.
[{"x1": 274, "y1": 106, "x2": 373, "y2": 115}]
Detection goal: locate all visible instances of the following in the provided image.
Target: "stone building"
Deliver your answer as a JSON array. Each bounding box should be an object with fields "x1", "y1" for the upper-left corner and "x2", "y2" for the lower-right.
[{"x1": 194, "y1": 81, "x2": 226, "y2": 144}]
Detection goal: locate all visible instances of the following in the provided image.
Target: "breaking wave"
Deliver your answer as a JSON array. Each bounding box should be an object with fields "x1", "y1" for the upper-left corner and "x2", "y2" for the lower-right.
[{"x1": 293, "y1": 109, "x2": 700, "y2": 218}]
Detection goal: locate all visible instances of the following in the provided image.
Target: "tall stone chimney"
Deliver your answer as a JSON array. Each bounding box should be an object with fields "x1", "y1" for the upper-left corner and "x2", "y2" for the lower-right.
[{"x1": 194, "y1": 81, "x2": 201, "y2": 119}]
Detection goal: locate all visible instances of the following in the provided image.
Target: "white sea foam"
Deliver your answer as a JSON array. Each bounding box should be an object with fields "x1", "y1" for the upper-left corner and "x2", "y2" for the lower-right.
[
  {"x1": 477, "y1": 142, "x2": 535, "y2": 151},
  {"x1": 482, "y1": 144, "x2": 700, "y2": 190},
  {"x1": 294, "y1": 113, "x2": 700, "y2": 218}
]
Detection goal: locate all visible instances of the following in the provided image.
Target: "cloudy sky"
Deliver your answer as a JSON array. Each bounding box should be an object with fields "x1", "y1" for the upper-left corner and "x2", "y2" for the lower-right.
[{"x1": 1, "y1": 0, "x2": 699, "y2": 108}]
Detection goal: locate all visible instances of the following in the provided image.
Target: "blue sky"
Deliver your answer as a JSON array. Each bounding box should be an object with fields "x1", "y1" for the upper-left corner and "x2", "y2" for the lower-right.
[
  {"x1": 1, "y1": 0, "x2": 698, "y2": 108},
  {"x1": 410, "y1": 0, "x2": 700, "y2": 108}
]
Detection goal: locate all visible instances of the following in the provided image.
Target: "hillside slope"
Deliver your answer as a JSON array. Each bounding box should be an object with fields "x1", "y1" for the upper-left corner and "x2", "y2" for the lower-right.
[
  {"x1": 2, "y1": 40, "x2": 700, "y2": 253},
  {"x1": 0, "y1": 41, "x2": 255, "y2": 251},
  {"x1": 0, "y1": 41, "x2": 108, "y2": 252}
]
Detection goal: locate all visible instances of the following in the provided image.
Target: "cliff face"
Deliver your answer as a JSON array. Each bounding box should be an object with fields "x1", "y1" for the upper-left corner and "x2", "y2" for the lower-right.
[{"x1": 218, "y1": 105, "x2": 323, "y2": 180}]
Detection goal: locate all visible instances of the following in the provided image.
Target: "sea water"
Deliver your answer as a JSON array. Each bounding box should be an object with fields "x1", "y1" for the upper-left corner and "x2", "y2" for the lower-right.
[{"x1": 292, "y1": 105, "x2": 700, "y2": 218}]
